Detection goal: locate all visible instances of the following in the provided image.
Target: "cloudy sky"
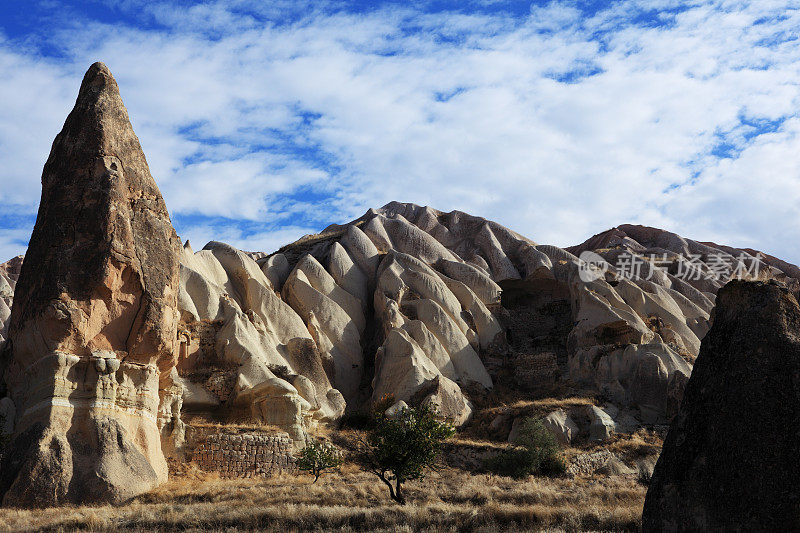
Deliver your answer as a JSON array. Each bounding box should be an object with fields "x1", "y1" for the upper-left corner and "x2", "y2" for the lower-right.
[{"x1": 1, "y1": 0, "x2": 799, "y2": 263}]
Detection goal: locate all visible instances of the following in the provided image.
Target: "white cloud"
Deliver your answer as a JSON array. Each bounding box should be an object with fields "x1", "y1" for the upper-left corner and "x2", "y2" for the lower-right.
[
  {"x1": 0, "y1": 229, "x2": 30, "y2": 262},
  {"x1": 0, "y1": 1, "x2": 799, "y2": 263},
  {"x1": 0, "y1": 45, "x2": 76, "y2": 208}
]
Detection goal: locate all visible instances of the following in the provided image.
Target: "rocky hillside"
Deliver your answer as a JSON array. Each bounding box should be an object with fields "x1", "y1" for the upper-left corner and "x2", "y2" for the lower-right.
[
  {"x1": 1, "y1": 62, "x2": 799, "y2": 506},
  {"x1": 0, "y1": 256, "x2": 22, "y2": 349},
  {"x1": 4, "y1": 201, "x2": 796, "y2": 446},
  {"x1": 174, "y1": 200, "x2": 799, "y2": 440}
]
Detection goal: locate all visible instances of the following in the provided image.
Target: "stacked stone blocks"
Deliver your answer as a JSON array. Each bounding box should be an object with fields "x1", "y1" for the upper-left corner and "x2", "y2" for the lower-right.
[{"x1": 192, "y1": 432, "x2": 297, "y2": 478}]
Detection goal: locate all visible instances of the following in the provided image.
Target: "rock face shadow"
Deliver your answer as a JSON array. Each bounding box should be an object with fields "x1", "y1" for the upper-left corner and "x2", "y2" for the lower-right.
[{"x1": 643, "y1": 280, "x2": 800, "y2": 532}]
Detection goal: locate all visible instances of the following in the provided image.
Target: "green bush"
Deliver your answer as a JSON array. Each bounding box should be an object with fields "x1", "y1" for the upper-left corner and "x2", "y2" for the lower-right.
[
  {"x1": 539, "y1": 452, "x2": 568, "y2": 476},
  {"x1": 296, "y1": 440, "x2": 342, "y2": 483},
  {"x1": 485, "y1": 417, "x2": 567, "y2": 479},
  {"x1": 362, "y1": 403, "x2": 455, "y2": 505},
  {"x1": 484, "y1": 447, "x2": 532, "y2": 478}
]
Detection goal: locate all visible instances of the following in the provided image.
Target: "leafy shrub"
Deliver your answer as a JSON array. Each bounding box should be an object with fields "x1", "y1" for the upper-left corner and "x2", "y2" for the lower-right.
[
  {"x1": 361, "y1": 403, "x2": 455, "y2": 505},
  {"x1": 296, "y1": 440, "x2": 342, "y2": 483},
  {"x1": 484, "y1": 447, "x2": 533, "y2": 478},
  {"x1": 485, "y1": 417, "x2": 567, "y2": 479},
  {"x1": 539, "y1": 452, "x2": 568, "y2": 476}
]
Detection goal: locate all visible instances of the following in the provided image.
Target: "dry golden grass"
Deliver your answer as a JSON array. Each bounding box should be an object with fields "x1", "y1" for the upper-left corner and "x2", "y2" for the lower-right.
[
  {"x1": 468, "y1": 380, "x2": 599, "y2": 412},
  {"x1": 475, "y1": 395, "x2": 597, "y2": 420},
  {"x1": 0, "y1": 464, "x2": 645, "y2": 532},
  {"x1": 599, "y1": 430, "x2": 664, "y2": 463},
  {"x1": 0, "y1": 405, "x2": 656, "y2": 532}
]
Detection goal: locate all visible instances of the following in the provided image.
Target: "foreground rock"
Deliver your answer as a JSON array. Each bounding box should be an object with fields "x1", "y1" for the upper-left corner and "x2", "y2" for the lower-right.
[
  {"x1": 642, "y1": 280, "x2": 800, "y2": 531},
  {"x1": 0, "y1": 63, "x2": 181, "y2": 506}
]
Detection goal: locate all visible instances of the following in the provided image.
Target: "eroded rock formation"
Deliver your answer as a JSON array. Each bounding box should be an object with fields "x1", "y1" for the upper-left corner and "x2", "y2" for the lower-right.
[
  {"x1": 642, "y1": 280, "x2": 800, "y2": 531},
  {"x1": 2, "y1": 64, "x2": 800, "y2": 505},
  {"x1": 565, "y1": 223, "x2": 795, "y2": 423},
  {"x1": 0, "y1": 256, "x2": 22, "y2": 352},
  {"x1": 169, "y1": 202, "x2": 800, "y2": 441},
  {"x1": 174, "y1": 204, "x2": 512, "y2": 437},
  {"x1": 0, "y1": 63, "x2": 181, "y2": 506},
  {"x1": 176, "y1": 240, "x2": 345, "y2": 442}
]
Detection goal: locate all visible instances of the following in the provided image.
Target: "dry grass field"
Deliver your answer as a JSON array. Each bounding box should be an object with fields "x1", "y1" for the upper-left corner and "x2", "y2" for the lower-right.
[
  {"x1": 0, "y1": 426, "x2": 657, "y2": 533},
  {"x1": 0, "y1": 466, "x2": 646, "y2": 532}
]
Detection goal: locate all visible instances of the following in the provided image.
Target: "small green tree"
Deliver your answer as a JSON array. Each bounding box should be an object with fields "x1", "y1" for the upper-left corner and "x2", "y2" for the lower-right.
[
  {"x1": 296, "y1": 440, "x2": 342, "y2": 483},
  {"x1": 485, "y1": 417, "x2": 566, "y2": 479},
  {"x1": 362, "y1": 403, "x2": 455, "y2": 505}
]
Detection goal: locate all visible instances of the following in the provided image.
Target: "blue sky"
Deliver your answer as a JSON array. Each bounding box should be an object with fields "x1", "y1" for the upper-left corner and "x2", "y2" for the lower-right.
[{"x1": 1, "y1": 0, "x2": 799, "y2": 263}]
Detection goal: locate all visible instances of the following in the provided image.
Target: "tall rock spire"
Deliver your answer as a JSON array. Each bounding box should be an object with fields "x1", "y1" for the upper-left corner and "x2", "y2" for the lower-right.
[{"x1": 0, "y1": 63, "x2": 181, "y2": 506}]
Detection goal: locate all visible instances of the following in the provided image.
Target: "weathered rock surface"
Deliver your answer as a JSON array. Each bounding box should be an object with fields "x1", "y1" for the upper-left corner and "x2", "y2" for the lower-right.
[
  {"x1": 542, "y1": 409, "x2": 578, "y2": 445},
  {"x1": 165, "y1": 201, "x2": 799, "y2": 437},
  {"x1": 191, "y1": 431, "x2": 297, "y2": 478},
  {"x1": 504, "y1": 403, "x2": 634, "y2": 445},
  {"x1": 567, "y1": 449, "x2": 620, "y2": 477},
  {"x1": 174, "y1": 204, "x2": 513, "y2": 433},
  {"x1": 2, "y1": 65, "x2": 800, "y2": 471},
  {"x1": 9, "y1": 199, "x2": 799, "y2": 444},
  {"x1": 0, "y1": 63, "x2": 181, "y2": 506},
  {"x1": 4, "y1": 196, "x2": 800, "y2": 450},
  {"x1": 0, "y1": 256, "x2": 22, "y2": 354},
  {"x1": 564, "y1": 223, "x2": 799, "y2": 423},
  {"x1": 176, "y1": 240, "x2": 345, "y2": 443},
  {"x1": 642, "y1": 280, "x2": 800, "y2": 532}
]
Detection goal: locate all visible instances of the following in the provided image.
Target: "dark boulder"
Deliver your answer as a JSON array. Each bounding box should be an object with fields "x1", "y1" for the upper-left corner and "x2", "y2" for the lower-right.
[{"x1": 643, "y1": 280, "x2": 800, "y2": 532}]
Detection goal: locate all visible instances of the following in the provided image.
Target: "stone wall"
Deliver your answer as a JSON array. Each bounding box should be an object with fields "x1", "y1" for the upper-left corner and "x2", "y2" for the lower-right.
[
  {"x1": 191, "y1": 432, "x2": 297, "y2": 478},
  {"x1": 496, "y1": 279, "x2": 573, "y2": 390}
]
